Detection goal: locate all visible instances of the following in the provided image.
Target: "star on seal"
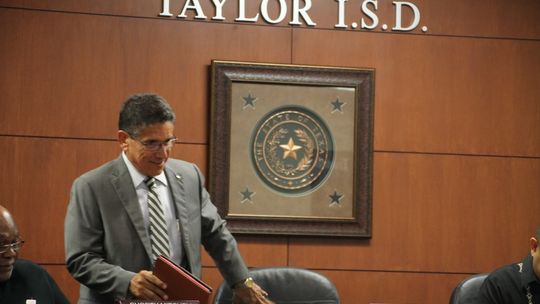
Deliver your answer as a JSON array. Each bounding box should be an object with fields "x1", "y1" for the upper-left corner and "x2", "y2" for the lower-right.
[
  {"x1": 331, "y1": 98, "x2": 345, "y2": 113},
  {"x1": 329, "y1": 190, "x2": 343, "y2": 205},
  {"x1": 279, "y1": 137, "x2": 302, "y2": 160},
  {"x1": 240, "y1": 188, "x2": 255, "y2": 203},
  {"x1": 242, "y1": 93, "x2": 257, "y2": 109}
]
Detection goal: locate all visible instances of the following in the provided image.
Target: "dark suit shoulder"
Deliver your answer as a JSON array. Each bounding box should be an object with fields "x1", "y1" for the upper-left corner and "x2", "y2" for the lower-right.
[
  {"x1": 11, "y1": 259, "x2": 54, "y2": 288},
  {"x1": 13, "y1": 259, "x2": 45, "y2": 273}
]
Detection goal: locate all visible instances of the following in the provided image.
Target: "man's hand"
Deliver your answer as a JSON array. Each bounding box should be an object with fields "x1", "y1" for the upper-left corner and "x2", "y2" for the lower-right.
[
  {"x1": 232, "y1": 281, "x2": 275, "y2": 304},
  {"x1": 129, "y1": 270, "x2": 169, "y2": 300}
]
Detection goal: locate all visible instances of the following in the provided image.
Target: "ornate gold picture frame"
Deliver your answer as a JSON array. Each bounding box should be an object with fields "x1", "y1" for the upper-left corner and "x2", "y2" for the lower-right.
[{"x1": 209, "y1": 60, "x2": 374, "y2": 237}]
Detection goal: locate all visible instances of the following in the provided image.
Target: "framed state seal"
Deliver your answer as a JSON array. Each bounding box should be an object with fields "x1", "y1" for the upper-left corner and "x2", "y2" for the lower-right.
[
  {"x1": 209, "y1": 60, "x2": 374, "y2": 237},
  {"x1": 250, "y1": 106, "x2": 334, "y2": 195}
]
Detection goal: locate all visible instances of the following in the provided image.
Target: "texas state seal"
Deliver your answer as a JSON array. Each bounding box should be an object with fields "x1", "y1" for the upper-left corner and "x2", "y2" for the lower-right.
[{"x1": 250, "y1": 106, "x2": 334, "y2": 195}]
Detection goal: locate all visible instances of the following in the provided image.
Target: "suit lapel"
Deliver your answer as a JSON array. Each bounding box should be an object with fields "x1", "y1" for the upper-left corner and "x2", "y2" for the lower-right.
[
  {"x1": 165, "y1": 166, "x2": 192, "y2": 264},
  {"x1": 110, "y1": 156, "x2": 153, "y2": 263}
]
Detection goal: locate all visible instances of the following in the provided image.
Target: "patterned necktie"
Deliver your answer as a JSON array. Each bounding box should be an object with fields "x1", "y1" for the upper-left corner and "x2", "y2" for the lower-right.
[{"x1": 145, "y1": 177, "x2": 171, "y2": 260}]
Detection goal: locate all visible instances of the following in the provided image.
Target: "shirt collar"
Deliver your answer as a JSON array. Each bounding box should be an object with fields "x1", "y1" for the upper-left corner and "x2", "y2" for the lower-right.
[{"x1": 121, "y1": 152, "x2": 168, "y2": 188}]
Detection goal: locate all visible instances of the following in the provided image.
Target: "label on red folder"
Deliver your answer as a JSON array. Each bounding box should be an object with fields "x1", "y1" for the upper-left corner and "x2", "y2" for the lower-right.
[
  {"x1": 153, "y1": 256, "x2": 212, "y2": 304},
  {"x1": 116, "y1": 301, "x2": 199, "y2": 304}
]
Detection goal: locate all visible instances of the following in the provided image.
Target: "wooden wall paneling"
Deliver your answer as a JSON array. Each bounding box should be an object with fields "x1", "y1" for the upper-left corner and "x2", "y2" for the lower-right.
[
  {"x1": 201, "y1": 236, "x2": 288, "y2": 303},
  {"x1": 289, "y1": 153, "x2": 540, "y2": 273},
  {"x1": 292, "y1": 0, "x2": 540, "y2": 39},
  {"x1": 0, "y1": 9, "x2": 119, "y2": 139},
  {"x1": 320, "y1": 269, "x2": 475, "y2": 304},
  {"x1": 201, "y1": 236, "x2": 289, "y2": 302},
  {"x1": 0, "y1": 9, "x2": 292, "y2": 143},
  {"x1": 201, "y1": 236, "x2": 288, "y2": 267},
  {"x1": 44, "y1": 264, "x2": 80, "y2": 303},
  {"x1": 172, "y1": 143, "x2": 208, "y2": 175},
  {"x1": 202, "y1": 267, "x2": 228, "y2": 303},
  {"x1": 0, "y1": 0, "x2": 159, "y2": 16},
  {"x1": 1, "y1": 1, "x2": 539, "y2": 39},
  {"x1": 0, "y1": 0, "x2": 287, "y2": 27},
  {"x1": 291, "y1": 29, "x2": 540, "y2": 157},
  {"x1": 414, "y1": 0, "x2": 540, "y2": 39},
  {"x1": 0, "y1": 137, "x2": 120, "y2": 263}
]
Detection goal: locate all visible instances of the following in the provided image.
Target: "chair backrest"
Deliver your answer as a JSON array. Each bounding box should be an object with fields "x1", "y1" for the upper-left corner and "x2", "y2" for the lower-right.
[
  {"x1": 449, "y1": 273, "x2": 489, "y2": 304},
  {"x1": 213, "y1": 267, "x2": 340, "y2": 304}
]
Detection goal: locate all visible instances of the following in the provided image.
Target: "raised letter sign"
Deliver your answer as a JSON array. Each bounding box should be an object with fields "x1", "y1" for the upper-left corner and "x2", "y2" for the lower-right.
[
  {"x1": 392, "y1": 1, "x2": 420, "y2": 31},
  {"x1": 261, "y1": 0, "x2": 287, "y2": 24},
  {"x1": 159, "y1": 0, "x2": 173, "y2": 17},
  {"x1": 361, "y1": 0, "x2": 379, "y2": 29},
  {"x1": 236, "y1": 0, "x2": 259, "y2": 22},
  {"x1": 335, "y1": 0, "x2": 347, "y2": 28},
  {"x1": 290, "y1": 0, "x2": 316, "y2": 26},
  {"x1": 178, "y1": 0, "x2": 207, "y2": 19},
  {"x1": 212, "y1": 0, "x2": 227, "y2": 20}
]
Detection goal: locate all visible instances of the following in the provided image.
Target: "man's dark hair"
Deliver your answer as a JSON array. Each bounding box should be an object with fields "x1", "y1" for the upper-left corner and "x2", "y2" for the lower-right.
[{"x1": 118, "y1": 93, "x2": 176, "y2": 137}]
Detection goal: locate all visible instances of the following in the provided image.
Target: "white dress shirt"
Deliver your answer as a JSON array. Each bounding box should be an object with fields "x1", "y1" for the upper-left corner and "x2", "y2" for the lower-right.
[{"x1": 122, "y1": 152, "x2": 183, "y2": 265}]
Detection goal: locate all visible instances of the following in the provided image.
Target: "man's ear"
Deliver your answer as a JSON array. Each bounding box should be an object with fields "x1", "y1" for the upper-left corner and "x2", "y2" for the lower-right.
[
  {"x1": 118, "y1": 130, "x2": 129, "y2": 151},
  {"x1": 530, "y1": 237, "x2": 538, "y2": 254}
]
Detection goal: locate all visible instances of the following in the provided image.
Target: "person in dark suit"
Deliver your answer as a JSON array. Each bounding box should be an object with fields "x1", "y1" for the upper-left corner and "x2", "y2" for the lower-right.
[
  {"x1": 479, "y1": 226, "x2": 540, "y2": 304},
  {"x1": 65, "y1": 93, "x2": 273, "y2": 304},
  {"x1": 0, "y1": 205, "x2": 69, "y2": 303}
]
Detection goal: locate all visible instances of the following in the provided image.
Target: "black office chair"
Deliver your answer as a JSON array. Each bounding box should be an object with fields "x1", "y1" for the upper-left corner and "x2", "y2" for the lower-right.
[
  {"x1": 449, "y1": 273, "x2": 489, "y2": 304},
  {"x1": 213, "y1": 267, "x2": 340, "y2": 304}
]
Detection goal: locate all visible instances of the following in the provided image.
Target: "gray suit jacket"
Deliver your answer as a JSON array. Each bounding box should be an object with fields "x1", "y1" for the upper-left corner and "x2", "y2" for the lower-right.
[{"x1": 65, "y1": 156, "x2": 248, "y2": 304}]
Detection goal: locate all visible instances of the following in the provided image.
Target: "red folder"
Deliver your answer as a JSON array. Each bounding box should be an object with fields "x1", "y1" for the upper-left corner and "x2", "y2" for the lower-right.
[{"x1": 153, "y1": 256, "x2": 213, "y2": 304}]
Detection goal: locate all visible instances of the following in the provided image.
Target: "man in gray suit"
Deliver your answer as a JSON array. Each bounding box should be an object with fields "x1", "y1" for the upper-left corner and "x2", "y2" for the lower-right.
[{"x1": 65, "y1": 93, "x2": 273, "y2": 304}]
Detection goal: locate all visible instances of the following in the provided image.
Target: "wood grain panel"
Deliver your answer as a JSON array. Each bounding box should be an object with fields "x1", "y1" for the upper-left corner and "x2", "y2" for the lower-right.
[
  {"x1": 0, "y1": 9, "x2": 292, "y2": 143},
  {"x1": 174, "y1": 143, "x2": 208, "y2": 175},
  {"x1": 201, "y1": 235, "x2": 288, "y2": 268},
  {"x1": 289, "y1": 152, "x2": 540, "y2": 273},
  {"x1": 202, "y1": 267, "x2": 227, "y2": 304},
  {"x1": 320, "y1": 269, "x2": 474, "y2": 304},
  {"x1": 43, "y1": 264, "x2": 80, "y2": 303},
  {"x1": 1, "y1": 1, "x2": 539, "y2": 39},
  {"x1": 0, "y1": 0, "x2": 280, "y2": 27},
  {"x1": 0, "y1": 136, "x2": 207, "y2": 263},
  {"x1": 285, "y1": 0, "x2": 540, "y2": 39},
  {"x1": 292, "y1": 29, "x2": 540, "y2": 157},
  {"x1": 201, "y1": 237, "x2": 288, "y2": 302}
]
